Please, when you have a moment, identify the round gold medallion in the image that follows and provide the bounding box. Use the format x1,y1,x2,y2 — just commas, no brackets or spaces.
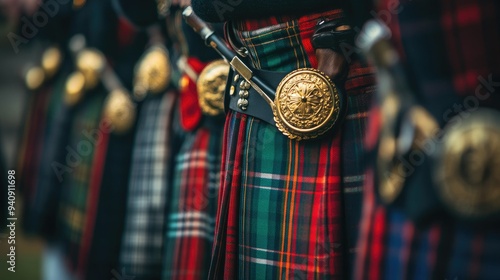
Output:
196,60,229,116
273,68,339,141
76,49,105,90
42,47,62,79
103,89,136,134
64,71,86,106
436,109,500,219
134,45,171,100
25,66,46,91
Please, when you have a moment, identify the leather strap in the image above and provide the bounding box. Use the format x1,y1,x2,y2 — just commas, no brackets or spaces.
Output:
225,66,287,125
311,19,355,55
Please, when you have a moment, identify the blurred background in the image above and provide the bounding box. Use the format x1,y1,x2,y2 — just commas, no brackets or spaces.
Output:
0,1,46,279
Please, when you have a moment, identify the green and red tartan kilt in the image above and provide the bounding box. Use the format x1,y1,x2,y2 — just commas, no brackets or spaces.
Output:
209,9,375,280
58,88,107,271
162,119,223,280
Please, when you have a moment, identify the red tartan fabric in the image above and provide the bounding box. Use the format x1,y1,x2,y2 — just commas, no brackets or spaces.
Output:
18,88,51,203
356,0,500,279
162,124,223,279
77,128,110,277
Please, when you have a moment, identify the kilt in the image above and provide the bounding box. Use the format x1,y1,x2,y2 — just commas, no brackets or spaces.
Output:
23,73,71,238
57,88,107,270
18,86,51,208
18,85,53,234
162,116,223,280
119,91,176,279
209,9,375,279
77,102,137,279
355,0,500,279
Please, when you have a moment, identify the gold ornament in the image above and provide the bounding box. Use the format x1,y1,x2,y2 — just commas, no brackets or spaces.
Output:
103,90,136,134
76,49,105,90
196,60,229,116
134,45,171,100
73,0,86,9
25,66,46,90
64,72,86,106
156,0,171,17
377,103,438,204
436,109,500,218
41,47,62,79
273,68,340,141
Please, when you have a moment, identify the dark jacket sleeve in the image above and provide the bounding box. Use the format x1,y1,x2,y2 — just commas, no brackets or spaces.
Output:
192,0,337,22
112,0,159,28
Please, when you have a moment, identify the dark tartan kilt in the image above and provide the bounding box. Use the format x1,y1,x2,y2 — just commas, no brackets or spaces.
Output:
119,91,176,279
355,0,500,279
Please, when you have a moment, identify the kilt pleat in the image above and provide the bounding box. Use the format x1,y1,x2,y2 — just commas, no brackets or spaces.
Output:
58,89,106,270
162,122,223,280
119,92,176,279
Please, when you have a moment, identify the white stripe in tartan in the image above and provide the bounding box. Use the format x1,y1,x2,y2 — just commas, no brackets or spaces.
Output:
119,92,175,278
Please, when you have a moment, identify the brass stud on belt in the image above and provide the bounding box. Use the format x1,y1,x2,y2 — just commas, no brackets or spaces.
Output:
237,78,250,111
238,89,249,99
237,98,248,110
240,80,250,90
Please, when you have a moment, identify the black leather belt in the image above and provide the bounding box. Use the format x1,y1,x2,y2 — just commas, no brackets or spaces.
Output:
225,67,284,125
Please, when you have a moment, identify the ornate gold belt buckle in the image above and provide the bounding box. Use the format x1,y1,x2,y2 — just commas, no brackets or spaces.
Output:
197,59,230,116
435,108,500,220
134,44,172,101
273,68,340,141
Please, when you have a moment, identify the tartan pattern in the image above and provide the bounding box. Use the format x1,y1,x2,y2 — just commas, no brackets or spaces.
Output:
77,118,110,279
355,0,500,279
26,73,70,239
119,92,176,279
162,123,223,280
58,90,106,270
18,86,52,233
341,61,376,270
209,9,374,279
18,87,51,201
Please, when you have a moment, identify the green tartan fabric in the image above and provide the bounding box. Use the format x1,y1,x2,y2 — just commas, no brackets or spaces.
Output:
209,10,361,280
58,90,106,270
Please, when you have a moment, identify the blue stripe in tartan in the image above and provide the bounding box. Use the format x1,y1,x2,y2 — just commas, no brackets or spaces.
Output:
447,228,474,278
413,228,432,280
384,211,407,280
